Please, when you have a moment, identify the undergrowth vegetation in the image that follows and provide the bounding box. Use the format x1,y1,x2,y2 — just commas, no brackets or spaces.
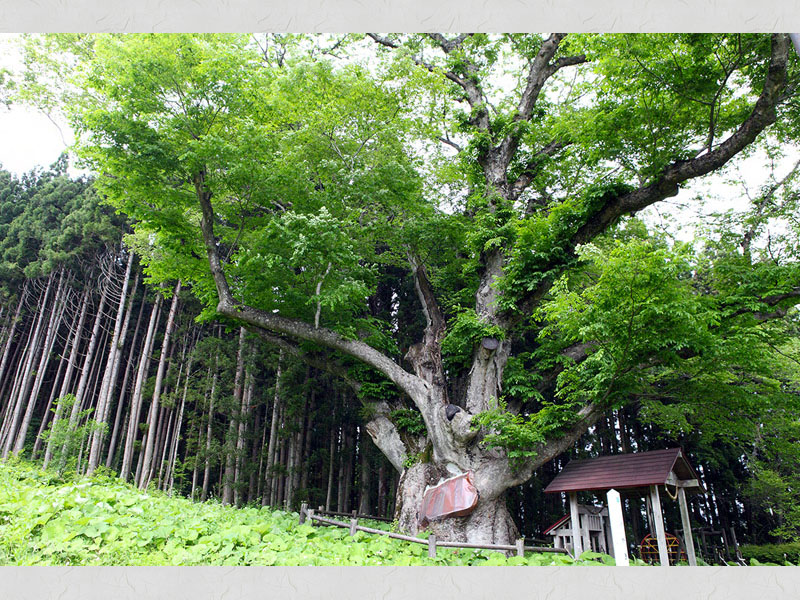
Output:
0,460,632,566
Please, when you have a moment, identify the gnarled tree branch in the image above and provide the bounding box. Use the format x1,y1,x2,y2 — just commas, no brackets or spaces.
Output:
513,33,792,320
196,179,429,404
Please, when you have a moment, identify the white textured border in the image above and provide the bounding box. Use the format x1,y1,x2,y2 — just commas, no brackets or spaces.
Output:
0,0,798,32
0,566,799,599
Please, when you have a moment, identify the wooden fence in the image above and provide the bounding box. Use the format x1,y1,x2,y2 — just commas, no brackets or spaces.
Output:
299,503,571,559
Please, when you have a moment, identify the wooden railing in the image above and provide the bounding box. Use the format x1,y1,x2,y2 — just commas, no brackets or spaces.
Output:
299,503,570,559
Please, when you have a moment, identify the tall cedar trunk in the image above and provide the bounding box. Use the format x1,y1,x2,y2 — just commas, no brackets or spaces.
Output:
275,416,287,507
201,357,218,502
77,322,111,472
234,367,253,506
105,274,145,469
325,426,335,512
0,312,29,411
139,281,181,489
377,461,387,518
1,273,56,458
248,395,262,503
286,373,311,509
56,271,110,469
0,317,33,438
336,426,345,512
222,326,246,505
87,250,136,474
283,430,296,510
42,285,92,468
299,390,314,493
13,268,69,455
167,336,194,494
0,281,28,396
343,427,355,513
156,405,173,487
120,293,162,481
31,332,69,459
263,350,282,506
255,406,268,503
358,434,372,515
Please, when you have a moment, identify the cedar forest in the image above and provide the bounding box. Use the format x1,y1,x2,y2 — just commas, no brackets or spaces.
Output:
0,33,799,563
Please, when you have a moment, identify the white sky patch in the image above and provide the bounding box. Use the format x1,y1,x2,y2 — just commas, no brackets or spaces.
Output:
0,106,71,175
0,33,81,177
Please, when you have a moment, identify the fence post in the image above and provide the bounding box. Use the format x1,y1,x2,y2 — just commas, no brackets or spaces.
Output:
350,518,358,536
307,508,315,526
299,502,308,525
516,539,525,558
428,534,437,558
318,506,324,515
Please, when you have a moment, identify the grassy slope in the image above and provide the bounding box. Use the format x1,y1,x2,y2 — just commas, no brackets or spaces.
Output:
0,460,622,566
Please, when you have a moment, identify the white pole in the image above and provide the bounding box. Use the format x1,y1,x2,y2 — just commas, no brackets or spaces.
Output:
569,492,583,557
650,485,670,567
678,487,697,566
606,489,629,566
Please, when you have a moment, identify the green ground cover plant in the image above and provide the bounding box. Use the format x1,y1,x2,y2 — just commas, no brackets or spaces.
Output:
0,460,625,566
740,542,800,566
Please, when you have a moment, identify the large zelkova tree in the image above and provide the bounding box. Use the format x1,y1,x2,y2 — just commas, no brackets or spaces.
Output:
45,33,800,544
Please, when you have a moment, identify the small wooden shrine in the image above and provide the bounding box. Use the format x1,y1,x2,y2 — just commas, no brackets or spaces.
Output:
543,504,612,555
543,447,705,566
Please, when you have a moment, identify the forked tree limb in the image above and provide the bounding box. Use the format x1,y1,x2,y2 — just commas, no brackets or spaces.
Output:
513,33,793,321
195,170,429,404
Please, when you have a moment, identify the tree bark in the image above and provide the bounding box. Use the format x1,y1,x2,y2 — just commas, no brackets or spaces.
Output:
105,272,145,469
263,350,283,506
56,267,111,468
87,249,135,474
0,280,28,398
42,285,91,469
120,292,162,481
13,268,69,455
222,326,246,505
138,281,181,489
201,355,218,502
1,273,56,458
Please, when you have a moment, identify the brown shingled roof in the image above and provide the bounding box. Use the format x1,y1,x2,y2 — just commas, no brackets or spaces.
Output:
543,448,703,494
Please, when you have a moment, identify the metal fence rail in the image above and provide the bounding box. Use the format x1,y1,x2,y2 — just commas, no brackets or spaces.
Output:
299,503,571,559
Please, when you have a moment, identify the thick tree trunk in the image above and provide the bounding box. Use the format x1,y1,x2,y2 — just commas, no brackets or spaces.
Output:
394,461,519,544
